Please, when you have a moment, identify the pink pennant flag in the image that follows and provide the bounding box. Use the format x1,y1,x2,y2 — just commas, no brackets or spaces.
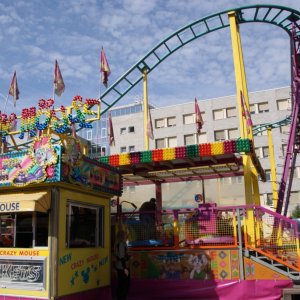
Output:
54,60,65,96
100,47,111,88
240,91,253,132
108,113,115,146
147,106,154,140
195,98,203,134
9,71,20,107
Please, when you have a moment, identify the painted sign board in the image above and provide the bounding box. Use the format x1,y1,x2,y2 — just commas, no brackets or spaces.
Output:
0,135,122,195
0,136,61,187
0,256,46,290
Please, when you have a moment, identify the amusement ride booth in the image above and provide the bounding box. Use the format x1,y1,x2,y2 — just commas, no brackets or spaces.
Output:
0,96,122,300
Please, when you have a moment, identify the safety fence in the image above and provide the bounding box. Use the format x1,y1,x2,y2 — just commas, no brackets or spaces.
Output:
111,204,300,271
243,205,300,272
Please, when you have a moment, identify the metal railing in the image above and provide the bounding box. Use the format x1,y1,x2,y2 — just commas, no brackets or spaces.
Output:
243,205,300,271
111,204,300,271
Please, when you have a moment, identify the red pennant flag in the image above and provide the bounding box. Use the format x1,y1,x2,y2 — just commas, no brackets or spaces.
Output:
9,71,19,107
108,113,115,146
195,98,203,134
54,60,65,96
147,106,154,140
240,91,253,132
100,47,111,87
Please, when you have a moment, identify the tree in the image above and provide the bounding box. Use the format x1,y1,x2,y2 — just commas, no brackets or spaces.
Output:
291,204,300,218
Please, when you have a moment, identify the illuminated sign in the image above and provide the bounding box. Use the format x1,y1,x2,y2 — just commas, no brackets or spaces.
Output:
62,157,122,196
0,142,61,188
0,257,46,290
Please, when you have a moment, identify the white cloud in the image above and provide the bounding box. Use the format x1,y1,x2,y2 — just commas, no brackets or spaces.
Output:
0,0,299,110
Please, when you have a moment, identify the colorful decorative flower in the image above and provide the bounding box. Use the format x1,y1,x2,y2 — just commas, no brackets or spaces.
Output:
46,166,55,178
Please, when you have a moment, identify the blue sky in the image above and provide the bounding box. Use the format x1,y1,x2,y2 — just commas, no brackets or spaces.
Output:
0,0,299,114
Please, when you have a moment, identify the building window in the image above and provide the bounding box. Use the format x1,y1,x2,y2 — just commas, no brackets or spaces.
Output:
290,191,299,204
255,147,260,157
198,132,207,143
296,167,300,179
155,138,165,149
86,130,92,140
262,146,269,158
129,145,135,152
213,109,224,120
280,125,290,134
128,126,135,133
120,127,126,135
250,104,256,114
277,99,290,110
220,177,231,185
228,128,239,139
155,118,165,128
168,136,177,147
101,128,107,138
226,107,236,118
214,130,225,141
66,202,104,248
120,146,126,153
183,114,194,125
220,176,242,185
101,147,106,156
266,194,273,206
167,116,176,127
184,134,194,145
0,212,49,248
258,102,269,113
231,176,243,184
265,169,271,181
282,144,287,156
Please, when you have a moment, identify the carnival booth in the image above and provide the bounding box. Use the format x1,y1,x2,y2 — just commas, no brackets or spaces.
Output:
106,143,299,300
0,97,122,300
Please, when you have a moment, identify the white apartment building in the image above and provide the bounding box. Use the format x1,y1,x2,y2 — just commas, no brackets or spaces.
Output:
105,86,300,215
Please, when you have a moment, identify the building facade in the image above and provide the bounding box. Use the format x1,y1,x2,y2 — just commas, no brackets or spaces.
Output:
81,86,299,215
79,101,143,157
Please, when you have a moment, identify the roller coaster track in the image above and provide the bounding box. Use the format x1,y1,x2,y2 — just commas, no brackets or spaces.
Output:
99,4,300,114
99,4,300,216
252,116,291,136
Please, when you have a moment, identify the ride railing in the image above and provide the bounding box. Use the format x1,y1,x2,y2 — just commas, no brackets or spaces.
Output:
112,210,176,249
112,204,237,249
177,206,237,248
242,205,300,271
111,205,300,270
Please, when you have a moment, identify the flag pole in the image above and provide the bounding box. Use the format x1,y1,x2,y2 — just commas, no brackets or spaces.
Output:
143,67,149,151
99,62,102,100
98,47,103,156
99,46,102,100
53,82,55,102
53,60,56,102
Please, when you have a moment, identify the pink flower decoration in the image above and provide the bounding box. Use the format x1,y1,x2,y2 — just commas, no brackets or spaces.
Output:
46,166,55,178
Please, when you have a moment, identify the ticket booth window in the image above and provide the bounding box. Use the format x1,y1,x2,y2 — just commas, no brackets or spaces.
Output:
16,213,33,248
0,212,49,248
66,202,104,248
0,216,14,247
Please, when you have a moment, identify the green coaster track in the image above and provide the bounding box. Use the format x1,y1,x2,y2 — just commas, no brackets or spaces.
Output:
99,4,300,114
97,4,300,216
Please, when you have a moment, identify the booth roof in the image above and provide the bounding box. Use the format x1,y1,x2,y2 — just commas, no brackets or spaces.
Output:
0,191,50,213
118,153,244,186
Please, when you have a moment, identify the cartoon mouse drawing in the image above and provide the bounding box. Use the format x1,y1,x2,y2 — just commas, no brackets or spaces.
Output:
13,136,57,185
188,253,210,280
